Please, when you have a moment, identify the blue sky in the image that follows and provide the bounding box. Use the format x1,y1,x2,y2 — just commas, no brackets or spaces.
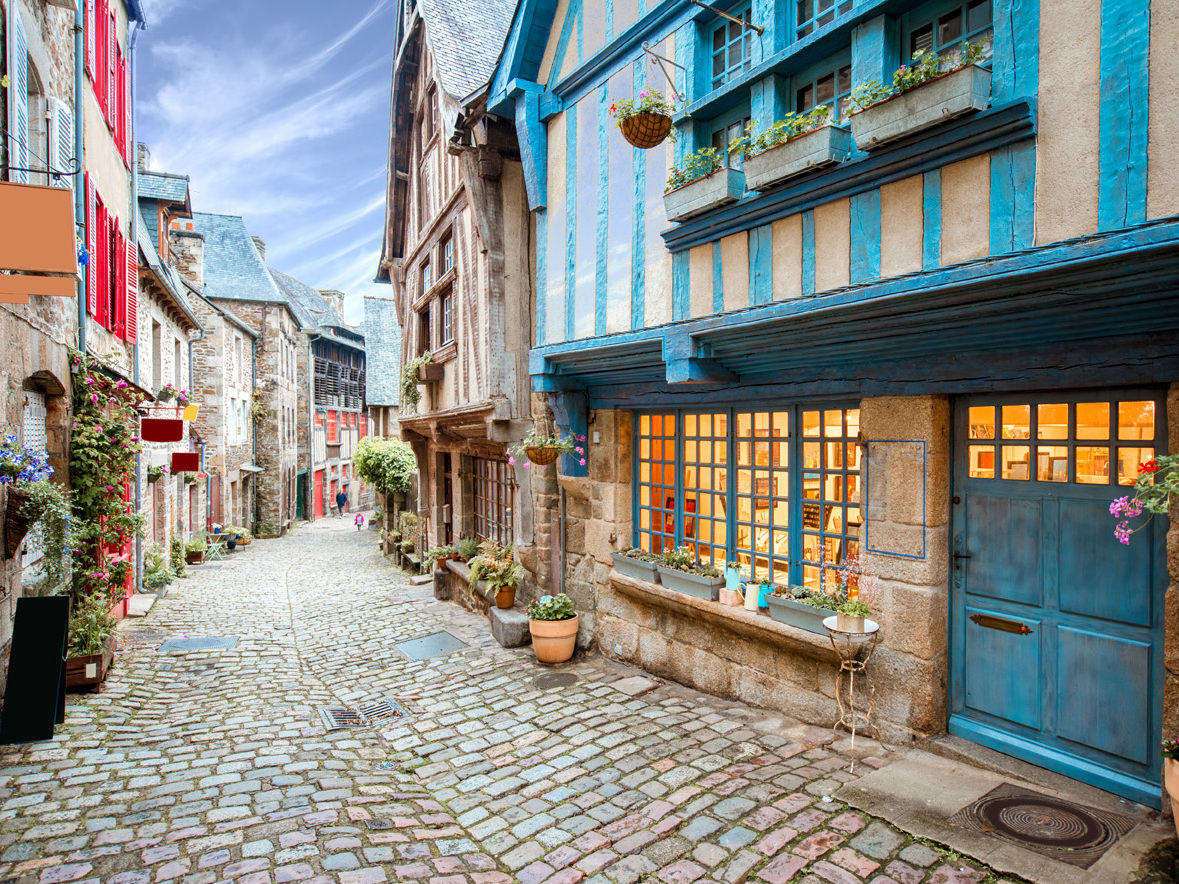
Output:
135,0,394,326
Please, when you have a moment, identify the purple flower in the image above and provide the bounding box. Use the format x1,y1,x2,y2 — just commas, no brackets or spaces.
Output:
579,458,586,466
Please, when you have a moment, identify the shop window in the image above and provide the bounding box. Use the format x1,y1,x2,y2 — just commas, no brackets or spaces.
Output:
635,404,861,590
710,5,753,89
907,0,993,61
795,0,852,40
473,457,514,545
795,58,853,121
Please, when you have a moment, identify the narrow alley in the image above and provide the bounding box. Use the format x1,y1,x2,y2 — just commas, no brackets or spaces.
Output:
0,520,1021,884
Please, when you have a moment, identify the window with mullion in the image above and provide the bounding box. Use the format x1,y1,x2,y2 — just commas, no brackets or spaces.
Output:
440,290,454,345
733,410,790,584
710,105,752,169
795,0,852,41
473,457,514,545
710,5,753,89
682,412,729,571
798,407,861,592
636,413,677,555
906,0,993,62
794,55,853,121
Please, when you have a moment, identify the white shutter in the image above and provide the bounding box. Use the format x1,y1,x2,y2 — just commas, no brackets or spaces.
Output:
7,0,29,184
48,98,75,192
20,390,47,570
85,0,95,78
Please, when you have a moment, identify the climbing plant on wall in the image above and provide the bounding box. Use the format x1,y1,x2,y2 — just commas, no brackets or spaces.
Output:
69,351,145,606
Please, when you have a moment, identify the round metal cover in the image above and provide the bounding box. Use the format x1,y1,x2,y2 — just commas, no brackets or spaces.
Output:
534,673,578,690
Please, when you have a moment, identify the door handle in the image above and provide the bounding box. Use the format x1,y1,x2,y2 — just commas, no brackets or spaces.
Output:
953,552,972,559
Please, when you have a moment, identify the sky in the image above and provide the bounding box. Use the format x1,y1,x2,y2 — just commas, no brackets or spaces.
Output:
134,0,395,326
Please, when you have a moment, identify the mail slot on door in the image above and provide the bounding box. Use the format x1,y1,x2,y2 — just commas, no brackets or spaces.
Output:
969,613,1034,635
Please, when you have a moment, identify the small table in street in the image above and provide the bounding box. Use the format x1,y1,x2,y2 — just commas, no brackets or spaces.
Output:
822,616,881,773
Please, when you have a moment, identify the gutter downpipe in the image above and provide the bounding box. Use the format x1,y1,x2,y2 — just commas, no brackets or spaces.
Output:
307,335,316,521
129,17,143,594
251,332,258,530
188,312,206,534
74,2,85,352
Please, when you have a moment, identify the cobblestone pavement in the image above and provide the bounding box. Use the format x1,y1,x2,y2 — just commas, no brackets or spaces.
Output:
0,518,1024,884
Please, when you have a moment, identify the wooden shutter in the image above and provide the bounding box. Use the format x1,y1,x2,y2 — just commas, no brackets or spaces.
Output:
85,0,95,80
107,8,116,124
122,51,132,166
111,225,123,338
85,175,97,316
125,233,138,343
48,98,75,192
7,2,29,184
95,203,108,328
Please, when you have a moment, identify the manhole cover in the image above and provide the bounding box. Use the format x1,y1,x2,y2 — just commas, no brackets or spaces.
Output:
395,631,468,661
159,637,239,652
534,673,579,689
949,783,1136,868
319,697,409,731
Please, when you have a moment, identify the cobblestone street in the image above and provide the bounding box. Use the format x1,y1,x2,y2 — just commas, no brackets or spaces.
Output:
0,519,1019,884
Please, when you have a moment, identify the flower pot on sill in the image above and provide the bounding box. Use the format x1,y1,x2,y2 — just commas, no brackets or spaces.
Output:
494,586,516,609
530,614,579,664
765,593,829,635
435,557,449,572
655,564,723,601
620,112,673,149
742,124,853,191
611,551,660,583
4,485,33,560
416,364,445,383
664,168,745,222
851,64,991,151
836,611,865,633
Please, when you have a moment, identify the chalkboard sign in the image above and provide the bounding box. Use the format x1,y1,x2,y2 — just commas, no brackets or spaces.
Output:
802,502,822,529
0,596,69,744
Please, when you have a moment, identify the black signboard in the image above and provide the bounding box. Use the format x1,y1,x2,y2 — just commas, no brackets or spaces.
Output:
0,595,69,744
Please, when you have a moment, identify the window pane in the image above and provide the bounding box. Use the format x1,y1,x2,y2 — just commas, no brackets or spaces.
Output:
797,0,812,24
968,405,995,439
1001,445,1030,480
796,85,813,112
1075,447,1110,484
1118,447,1154,486
910,23,933,56
969,444,994,478
1036,403,1068,440
1036,446,1068,482
967,0,992,31
816,73,835,104
1076,402,1110,440
1001,405,1030,439
1118,401,1155,440
713,26,725,51
802,410,821,437
938,8,963,44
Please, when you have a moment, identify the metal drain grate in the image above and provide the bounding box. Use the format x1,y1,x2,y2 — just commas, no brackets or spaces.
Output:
949,782,1136,869
319,697,409,731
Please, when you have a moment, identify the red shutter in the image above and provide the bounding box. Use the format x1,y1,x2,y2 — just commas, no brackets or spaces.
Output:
125,234,138,344
112,226,124,338
85,175,97,317
85,0,95,80
95,203,108,328
122,53,132,165
94,0,105,109
107,10,116,125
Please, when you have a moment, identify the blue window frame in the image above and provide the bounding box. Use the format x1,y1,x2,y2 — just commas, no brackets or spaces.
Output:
795,0,852,42
906,0,993,61
634,404,862,590
710,4,753,89
710,107,751,168
794,57,853,121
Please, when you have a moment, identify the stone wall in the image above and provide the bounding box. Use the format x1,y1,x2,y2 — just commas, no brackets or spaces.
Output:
1162,384,1179,789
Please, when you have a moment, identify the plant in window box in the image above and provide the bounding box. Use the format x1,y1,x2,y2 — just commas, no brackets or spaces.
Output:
610,546,661,583
157,383,191,406
65,591,117,690
456,532,479,562
146,464,169,483
767,584,835,634
610,88,678,149
401,353,438,408
508,428,585,469
848,39,991,150
655,546,723,601
426,544,457,572
467,541,524,609
528,593,579,664
664,146,745,222
730,106,852,191
1110,456,1178,544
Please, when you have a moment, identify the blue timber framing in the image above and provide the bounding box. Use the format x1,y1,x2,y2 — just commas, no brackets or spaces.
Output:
548,390,589,477
511,81,549,211
1097,0,1150,231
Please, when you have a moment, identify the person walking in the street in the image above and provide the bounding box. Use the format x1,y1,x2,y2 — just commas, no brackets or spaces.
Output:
336,488,348,516
354,513,365,531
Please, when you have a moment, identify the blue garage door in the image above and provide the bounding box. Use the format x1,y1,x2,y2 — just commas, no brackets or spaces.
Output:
950,391,1167,807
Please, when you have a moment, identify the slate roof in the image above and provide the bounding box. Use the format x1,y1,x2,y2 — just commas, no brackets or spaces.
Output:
268,267,346,332
363,296,402,406
138,171,190,203
136,209,201,331
191,212,287,305
418,0,517,99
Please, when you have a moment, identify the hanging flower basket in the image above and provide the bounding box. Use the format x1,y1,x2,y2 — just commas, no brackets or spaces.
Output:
4,486,33,559
141,417,184,443
620,112,673,149
525,446,563,466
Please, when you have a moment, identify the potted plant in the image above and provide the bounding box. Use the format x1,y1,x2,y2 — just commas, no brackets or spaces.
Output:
730,106,852,192
508,428,586,468
528,593,579,663
426,544,457,572
456,532,479,562
664,147,745,222
848,40,991,150
146,464,168,483
1163,736,1179,838
1110,455,1178,544
611,546,661,583
766,585,839,634
468,541,524,609
655,546,724,601
224,527,240,551
65,592,117,690
609,88,678,149
185,537,207,564
156,383,191,405
836,597,873,633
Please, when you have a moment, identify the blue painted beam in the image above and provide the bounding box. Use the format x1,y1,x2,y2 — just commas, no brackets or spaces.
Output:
549,391,589,476
849,189,881,284
851,15,899,90
672,251,690,320
536,209,548,345
663,333,738,384
989,142,1036,254
712,241,724,313
749,224,772,305
565,105,578,342
749,74,789,135
662,102,1035,253
923,169,941,270
512,82,548,211
595,86,609,336
1097,0,1149,231
801,211,815,296
991,0,1039,103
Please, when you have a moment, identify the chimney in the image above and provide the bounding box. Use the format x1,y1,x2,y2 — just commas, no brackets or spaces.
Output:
169,225,205,290
318,289,345,317
136,143,150,172
251,236,266,261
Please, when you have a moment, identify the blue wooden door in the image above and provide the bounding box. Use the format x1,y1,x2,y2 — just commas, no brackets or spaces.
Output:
950,391,1167,807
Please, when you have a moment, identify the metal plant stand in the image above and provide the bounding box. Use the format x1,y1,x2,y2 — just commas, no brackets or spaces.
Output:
822,617,882,773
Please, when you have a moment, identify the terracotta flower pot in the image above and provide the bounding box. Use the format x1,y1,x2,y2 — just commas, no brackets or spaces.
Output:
495,586,516,609
619,112,672,149
435,557,449,572
530,614,579,664
1166,758,1179,838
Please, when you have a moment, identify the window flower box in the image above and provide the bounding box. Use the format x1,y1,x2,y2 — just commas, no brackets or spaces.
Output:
655,564,722,601
416,363,444,382
765,592,830,635
851,64,991,151
664,168,745,222
743,125,852,192
611,551,660,583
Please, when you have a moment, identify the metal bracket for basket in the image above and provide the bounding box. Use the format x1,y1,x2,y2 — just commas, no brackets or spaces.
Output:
688,0,765,34
641,42,685,101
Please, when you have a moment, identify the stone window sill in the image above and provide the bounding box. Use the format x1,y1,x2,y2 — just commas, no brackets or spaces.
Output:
608,571,839,663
